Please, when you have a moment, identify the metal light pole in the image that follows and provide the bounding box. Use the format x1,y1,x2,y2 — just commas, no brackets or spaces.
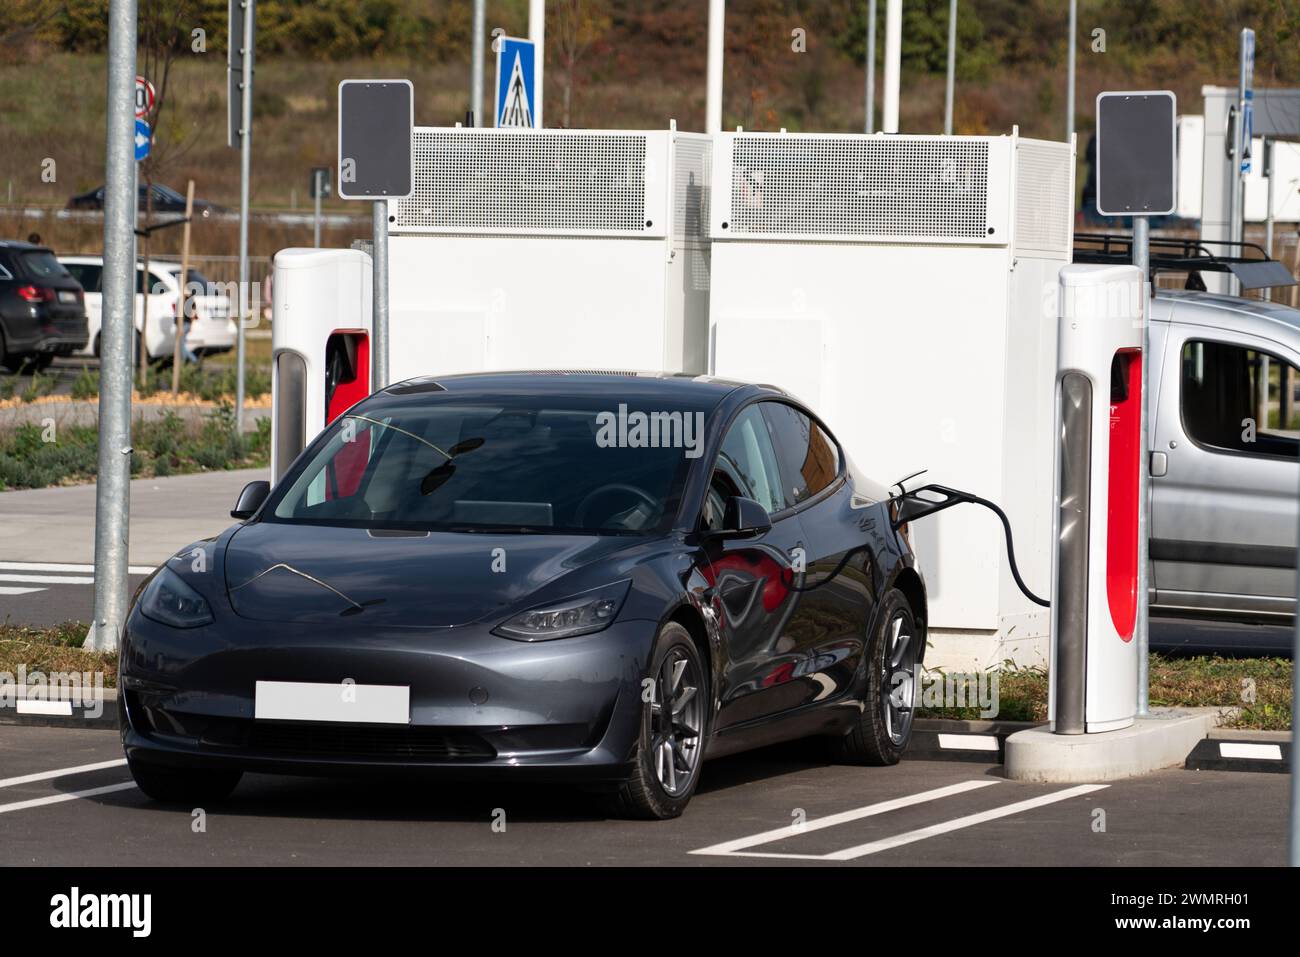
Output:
865,0,876,133
707,0,724,134
1066,0,1077,141
471,0,485,125
1133,214,1151,716
313,169,323,249
372,200,389,389
87,0,138,654
235,0,254,434
882,0,901,133
943,0,957,135
530,0,545,127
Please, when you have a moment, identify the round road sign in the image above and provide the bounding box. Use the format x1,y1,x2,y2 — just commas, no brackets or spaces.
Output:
135,75,156,119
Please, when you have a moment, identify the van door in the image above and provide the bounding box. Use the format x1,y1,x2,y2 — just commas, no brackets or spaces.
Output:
1151,322,1299,620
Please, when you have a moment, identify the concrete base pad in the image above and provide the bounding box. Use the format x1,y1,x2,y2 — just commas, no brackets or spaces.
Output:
1004,707,1227,782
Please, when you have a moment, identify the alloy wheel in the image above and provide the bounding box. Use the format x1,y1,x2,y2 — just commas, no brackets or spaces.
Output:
650,648,703,797
881,612,916,746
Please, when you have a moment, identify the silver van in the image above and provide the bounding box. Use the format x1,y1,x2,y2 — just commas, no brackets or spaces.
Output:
1149,289,1298,623
1075,234,1298,625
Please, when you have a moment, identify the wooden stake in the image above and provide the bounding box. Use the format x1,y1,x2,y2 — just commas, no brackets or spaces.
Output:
173,180,195,393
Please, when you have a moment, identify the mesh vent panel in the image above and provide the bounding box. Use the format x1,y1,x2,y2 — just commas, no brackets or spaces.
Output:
392,129,648,234
1014,140,1073,258
727,135,990,239
673,137,711,245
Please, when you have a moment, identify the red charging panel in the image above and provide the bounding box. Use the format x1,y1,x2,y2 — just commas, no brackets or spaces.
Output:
324,333,370,501
1106,348,1142,642
326,333,370,425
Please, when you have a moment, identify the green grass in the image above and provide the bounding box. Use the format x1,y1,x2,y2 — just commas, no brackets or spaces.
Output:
0,621,116,687
917,654,1292,731
0,404,270,490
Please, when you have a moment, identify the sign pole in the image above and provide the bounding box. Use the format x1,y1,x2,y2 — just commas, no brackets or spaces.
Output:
943,0,956,135
87,0,138,653
173,180,195,394
471,0,485,125
529,0,545,127
1232,28,1255,296
313,170,322,248
865,0,876,133
235,0,255,435
1133,212,1151,717
372,199,389,389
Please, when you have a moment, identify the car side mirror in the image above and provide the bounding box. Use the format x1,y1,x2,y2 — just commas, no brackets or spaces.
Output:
718,496,772,539
231,480,270,520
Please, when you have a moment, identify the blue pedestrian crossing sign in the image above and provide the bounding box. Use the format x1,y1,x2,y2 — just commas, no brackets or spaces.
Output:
494,37,537,129
134,119,152,162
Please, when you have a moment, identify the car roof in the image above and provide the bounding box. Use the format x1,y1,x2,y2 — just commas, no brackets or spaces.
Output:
1155,288,1300,344
378,371,790,406
0,240,52,254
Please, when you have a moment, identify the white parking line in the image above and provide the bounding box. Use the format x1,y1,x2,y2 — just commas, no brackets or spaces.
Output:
0,562,155,575
689,780,999,857
0,586,43,596
0,783,136,816
820,784,1109,860
691,781,1108,861
937,733,1000,751
0,574,95,585
0,759,128,790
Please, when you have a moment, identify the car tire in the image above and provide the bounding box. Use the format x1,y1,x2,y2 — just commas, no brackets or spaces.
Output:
127,758,242,804
0,328,10,372
27,353,54,373
837,588,919,766
608,622,709,820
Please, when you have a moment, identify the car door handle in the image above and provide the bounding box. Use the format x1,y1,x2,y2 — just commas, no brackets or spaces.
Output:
1150,451,1168,477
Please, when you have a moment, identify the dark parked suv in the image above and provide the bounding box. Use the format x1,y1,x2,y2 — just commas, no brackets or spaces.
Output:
0,240,89,371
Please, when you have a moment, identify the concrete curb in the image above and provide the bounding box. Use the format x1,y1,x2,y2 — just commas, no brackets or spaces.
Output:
1004,706,1226,782
0,686,118,730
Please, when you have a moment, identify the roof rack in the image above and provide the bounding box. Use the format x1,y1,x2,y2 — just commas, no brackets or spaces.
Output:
1073,232,1297,291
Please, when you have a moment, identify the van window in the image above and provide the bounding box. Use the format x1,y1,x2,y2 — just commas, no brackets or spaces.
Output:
1181,339,1298,459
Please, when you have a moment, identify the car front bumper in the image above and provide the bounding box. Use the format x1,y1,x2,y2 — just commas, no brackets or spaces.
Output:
119,613,655,782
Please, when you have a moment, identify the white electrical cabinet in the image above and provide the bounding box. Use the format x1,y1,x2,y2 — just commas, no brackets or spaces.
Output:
271,124,712,477
386,124,713,381
708,129,1076,667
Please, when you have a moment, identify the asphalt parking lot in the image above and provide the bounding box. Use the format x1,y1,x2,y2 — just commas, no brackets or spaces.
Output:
0,724,1286,866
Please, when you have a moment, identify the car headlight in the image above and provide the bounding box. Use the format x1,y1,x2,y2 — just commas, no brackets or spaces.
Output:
492,581,631,641
139,567,214,629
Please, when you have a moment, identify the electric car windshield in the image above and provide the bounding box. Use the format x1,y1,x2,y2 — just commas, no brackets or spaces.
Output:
266,396,706,535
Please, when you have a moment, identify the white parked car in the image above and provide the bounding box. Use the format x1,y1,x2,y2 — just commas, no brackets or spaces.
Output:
59,256,236,362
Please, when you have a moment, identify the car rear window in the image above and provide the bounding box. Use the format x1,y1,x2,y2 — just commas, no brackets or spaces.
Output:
19,251,72,280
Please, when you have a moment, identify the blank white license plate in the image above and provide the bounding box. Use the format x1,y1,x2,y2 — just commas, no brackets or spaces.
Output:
254,680,409,725
58,290,77,303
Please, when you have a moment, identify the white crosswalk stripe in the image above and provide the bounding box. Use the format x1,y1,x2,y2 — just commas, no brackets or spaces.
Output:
0,561,155,598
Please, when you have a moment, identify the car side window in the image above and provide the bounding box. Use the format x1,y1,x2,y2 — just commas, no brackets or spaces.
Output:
762,401,841,507
65,263,102,292
1180,339,1298,459
711,405,786,517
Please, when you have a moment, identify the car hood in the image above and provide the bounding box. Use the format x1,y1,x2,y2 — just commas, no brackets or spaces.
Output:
223,521,639,627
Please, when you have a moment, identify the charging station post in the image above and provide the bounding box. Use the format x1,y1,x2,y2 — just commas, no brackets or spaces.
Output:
1094,90,1177,720
1050,264,1144,733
